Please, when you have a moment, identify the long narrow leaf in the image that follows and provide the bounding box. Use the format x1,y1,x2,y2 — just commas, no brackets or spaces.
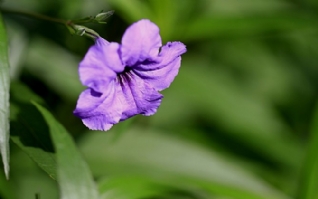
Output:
0,12,10,179
33,102,99,199
80,128,291,199
299,102,318,199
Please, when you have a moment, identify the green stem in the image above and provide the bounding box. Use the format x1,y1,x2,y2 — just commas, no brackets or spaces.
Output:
0,7,68,25
0,7,100,39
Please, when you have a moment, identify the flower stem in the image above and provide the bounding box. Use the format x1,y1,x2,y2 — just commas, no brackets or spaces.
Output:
0,7,68,25
0,6,100,39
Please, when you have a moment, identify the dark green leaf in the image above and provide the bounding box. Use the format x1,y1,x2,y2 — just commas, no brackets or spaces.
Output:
0,170,15,199
0,12,10,179
10,82,56,180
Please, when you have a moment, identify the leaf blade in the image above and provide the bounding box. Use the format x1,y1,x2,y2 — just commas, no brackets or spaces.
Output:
299,102,318,199
80,128,291,199
33,102,99,199
0,12,10,179
10,82,57,180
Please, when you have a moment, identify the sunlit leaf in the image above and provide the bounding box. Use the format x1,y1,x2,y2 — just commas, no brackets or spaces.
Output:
0,12,10,179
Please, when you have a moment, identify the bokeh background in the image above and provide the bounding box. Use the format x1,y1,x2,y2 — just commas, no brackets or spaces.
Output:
1,0,318,198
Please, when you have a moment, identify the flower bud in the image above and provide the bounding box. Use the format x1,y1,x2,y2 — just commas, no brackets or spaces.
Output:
71,25,86,36
69,24,100,39
94,10,114,24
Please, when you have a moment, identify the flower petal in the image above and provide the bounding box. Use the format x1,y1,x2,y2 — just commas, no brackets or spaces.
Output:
121,19,162,66
133,42,186,91
73,80,122,131
116,71,163,121
79,38,124,92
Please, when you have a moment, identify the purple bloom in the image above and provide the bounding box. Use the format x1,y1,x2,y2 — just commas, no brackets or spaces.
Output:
74,19,186,131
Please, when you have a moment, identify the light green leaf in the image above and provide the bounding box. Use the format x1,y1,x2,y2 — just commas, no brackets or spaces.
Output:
33,102,99,199
80,128,290,199
153,55,303,169
147,0,176,41
299,102,318,199
98,176,173,199
178,14,316,42
0,12,10,179
6,20,28,80
107,0,153,22
10,149,58,199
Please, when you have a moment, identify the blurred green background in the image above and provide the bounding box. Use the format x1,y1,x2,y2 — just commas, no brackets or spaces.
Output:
2,0,318,198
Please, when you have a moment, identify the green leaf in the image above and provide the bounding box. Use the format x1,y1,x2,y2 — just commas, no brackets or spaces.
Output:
0,170,15,199
10,82,99,198
10,82,56,180
299,102,318,199
107,0,153,22
33,102,99,199
80,128,291,199
98,176,173,199
147,0,176,41
178,14,316,41
0,12,10,179
25,38,84,101
153,55,303,169
9,149,58,199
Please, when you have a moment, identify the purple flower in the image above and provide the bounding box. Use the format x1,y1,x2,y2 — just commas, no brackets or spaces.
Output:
73,19,186,131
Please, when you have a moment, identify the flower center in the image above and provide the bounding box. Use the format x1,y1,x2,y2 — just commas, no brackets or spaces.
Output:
117,66,132,85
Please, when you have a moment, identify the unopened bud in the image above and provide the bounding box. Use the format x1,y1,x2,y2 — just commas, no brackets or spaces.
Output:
71,25,86,36
69,24,100,39
94,10,114,24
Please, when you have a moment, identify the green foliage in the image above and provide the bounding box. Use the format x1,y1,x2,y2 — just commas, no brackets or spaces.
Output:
9,82,99,198
80,128,290,199
0,170,15,199
1,0,318,198
0,12,10,179
10,82,56,179
34,102,99,199
300,102,318,199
